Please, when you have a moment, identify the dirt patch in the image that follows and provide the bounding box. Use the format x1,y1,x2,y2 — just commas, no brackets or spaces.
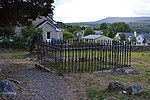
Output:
0,58,78,100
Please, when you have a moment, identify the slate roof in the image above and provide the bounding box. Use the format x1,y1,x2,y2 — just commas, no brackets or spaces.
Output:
36,20,47,28
82,35,102,39
82,35,113,40
139,34,150,39
117,32,135,38
46,17,64,29
34,16,64,30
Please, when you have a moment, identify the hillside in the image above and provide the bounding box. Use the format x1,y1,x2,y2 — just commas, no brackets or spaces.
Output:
68,17,150,25
93,17,150,24
68,17,150,33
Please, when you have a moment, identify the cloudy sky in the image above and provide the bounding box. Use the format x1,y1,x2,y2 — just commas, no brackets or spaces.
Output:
53,0,150,23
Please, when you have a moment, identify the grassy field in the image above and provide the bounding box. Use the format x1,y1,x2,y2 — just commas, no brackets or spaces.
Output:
64,51,150,100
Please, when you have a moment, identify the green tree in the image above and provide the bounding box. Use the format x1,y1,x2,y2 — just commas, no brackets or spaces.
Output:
131,37,137,45
0,0,54,27
100,23,109,30
63,29,73,40
73,25,81,32
108,30,114,38
110,22,131,35
66,25,81,33
100,23,109,36
81,26,86,30
20,24,43,52
100,23,114,38
0,27,15,41
84,27,95,36
120,32,126,42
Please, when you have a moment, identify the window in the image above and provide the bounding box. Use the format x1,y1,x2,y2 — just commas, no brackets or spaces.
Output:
47,32,51,39
138,37,140,40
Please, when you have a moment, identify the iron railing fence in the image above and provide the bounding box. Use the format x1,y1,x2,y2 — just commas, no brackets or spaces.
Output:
37,39,131,73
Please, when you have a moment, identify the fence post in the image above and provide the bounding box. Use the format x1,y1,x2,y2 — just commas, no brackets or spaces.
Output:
129,41,131,67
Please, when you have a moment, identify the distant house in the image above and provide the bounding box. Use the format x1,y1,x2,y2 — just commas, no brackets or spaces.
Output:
82,35,113,42
33,14,64,42
114,32,136,42
136,34,150,45
73,29,101,40
94,30,103,35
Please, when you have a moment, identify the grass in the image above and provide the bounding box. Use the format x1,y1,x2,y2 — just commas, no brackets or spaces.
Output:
0,50,29,59
87,51,150,99
64,51,150,100
87,89,150,100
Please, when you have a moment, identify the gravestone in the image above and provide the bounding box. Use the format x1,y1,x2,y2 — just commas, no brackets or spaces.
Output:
108,82,124,91
113,66,134,74
0,80,17,100
128,84,143,95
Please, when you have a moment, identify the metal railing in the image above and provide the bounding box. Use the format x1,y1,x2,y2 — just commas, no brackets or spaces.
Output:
37,39,131,73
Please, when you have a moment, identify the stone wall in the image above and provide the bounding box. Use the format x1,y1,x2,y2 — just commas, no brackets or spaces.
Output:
131,46,150,51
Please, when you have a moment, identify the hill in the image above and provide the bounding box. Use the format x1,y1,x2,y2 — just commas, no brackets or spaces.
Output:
92,17,150,24
67,17,150,33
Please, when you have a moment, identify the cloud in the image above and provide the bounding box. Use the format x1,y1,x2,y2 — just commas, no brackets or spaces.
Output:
53,0,150,23
132,0,150,15
54,0,72,5
133,7,150,15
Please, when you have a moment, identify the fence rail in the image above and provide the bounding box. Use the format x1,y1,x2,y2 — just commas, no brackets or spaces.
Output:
37,40,131,73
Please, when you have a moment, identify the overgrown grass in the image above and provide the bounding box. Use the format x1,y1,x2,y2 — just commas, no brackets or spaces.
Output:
0,50,29,59
86,52,150,99
65,51,150,100
87,89,150,100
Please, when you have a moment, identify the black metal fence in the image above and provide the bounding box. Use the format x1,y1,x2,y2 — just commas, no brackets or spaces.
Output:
37,40,131,73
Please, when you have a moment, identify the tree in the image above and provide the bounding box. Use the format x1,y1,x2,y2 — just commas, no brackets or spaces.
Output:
63,29,73,40
66,25,74,33
20,24,43,52
131,37,137,45
0,0,54,27
108,30,114,38
100,23,109,30
100,23,109,36
66,25,81,33
119,32,126,42
73,25,81,32
0,27,15,41
99,23,114,38
110,22,131,35
84,27,95,36
81,26,86,30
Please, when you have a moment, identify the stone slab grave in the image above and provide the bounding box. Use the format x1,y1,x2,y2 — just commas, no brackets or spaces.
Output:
112,66,134,74
0,80,17,100
128,84,143,95
94,66,134,74
108,82,124,91
108,82,143,95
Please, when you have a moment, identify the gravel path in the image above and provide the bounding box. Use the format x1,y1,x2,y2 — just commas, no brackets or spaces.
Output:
0,59,76,100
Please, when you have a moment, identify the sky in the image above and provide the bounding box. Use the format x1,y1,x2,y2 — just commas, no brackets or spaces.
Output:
53,0,150,23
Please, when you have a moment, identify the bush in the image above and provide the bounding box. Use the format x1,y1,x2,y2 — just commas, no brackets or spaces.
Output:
0,41,27,50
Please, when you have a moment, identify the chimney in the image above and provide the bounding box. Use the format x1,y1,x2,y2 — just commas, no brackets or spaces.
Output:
134,31,137,37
